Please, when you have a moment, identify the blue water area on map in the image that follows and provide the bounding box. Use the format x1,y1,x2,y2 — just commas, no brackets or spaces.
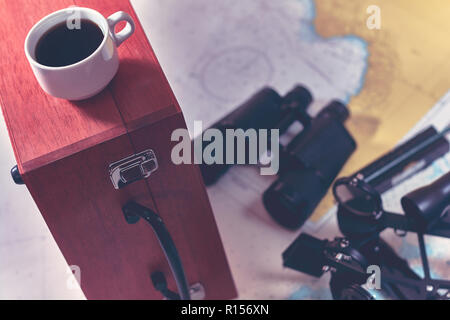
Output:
298,0,369,103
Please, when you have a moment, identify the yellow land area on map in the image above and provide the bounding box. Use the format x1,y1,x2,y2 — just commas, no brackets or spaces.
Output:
311,0,450,222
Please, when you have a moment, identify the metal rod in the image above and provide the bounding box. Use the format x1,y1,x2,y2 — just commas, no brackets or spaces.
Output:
417,233,431,281
365,126,450,184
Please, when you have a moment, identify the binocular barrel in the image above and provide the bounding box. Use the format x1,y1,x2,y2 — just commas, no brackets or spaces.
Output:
401,170,450,228
264,101,356,230
212,88,284,132
199,86,313,185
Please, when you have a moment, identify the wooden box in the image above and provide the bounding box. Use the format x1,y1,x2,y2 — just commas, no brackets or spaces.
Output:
0,0,236,299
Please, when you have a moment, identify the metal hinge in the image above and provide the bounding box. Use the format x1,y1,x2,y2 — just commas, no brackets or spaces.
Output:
109,149,158,189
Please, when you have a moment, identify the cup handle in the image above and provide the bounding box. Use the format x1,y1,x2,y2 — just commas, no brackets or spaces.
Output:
107,11,135,47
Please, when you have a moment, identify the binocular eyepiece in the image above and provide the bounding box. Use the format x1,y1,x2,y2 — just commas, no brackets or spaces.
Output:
199,85,356,230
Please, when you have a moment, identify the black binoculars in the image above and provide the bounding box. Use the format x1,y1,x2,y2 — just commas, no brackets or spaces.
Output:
199,85,356,230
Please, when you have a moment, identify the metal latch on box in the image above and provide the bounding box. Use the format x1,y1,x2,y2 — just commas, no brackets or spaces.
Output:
109,149,158,189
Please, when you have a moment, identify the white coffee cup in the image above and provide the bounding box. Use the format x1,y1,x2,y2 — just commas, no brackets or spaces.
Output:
25,7,135,101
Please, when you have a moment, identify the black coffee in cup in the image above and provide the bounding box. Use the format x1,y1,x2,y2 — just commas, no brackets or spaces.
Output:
35,19,104,67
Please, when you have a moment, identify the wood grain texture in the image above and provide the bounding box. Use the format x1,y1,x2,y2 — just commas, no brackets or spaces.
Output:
129,113,237,299
0,0,180,173
25,135,166,299
0,0,125,173
0,0,236,299
74,0,181,130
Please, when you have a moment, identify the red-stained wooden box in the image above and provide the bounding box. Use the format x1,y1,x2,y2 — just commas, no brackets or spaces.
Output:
0,0,236,299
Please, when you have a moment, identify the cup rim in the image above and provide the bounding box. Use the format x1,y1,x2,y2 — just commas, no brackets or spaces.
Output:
24,6,110,71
